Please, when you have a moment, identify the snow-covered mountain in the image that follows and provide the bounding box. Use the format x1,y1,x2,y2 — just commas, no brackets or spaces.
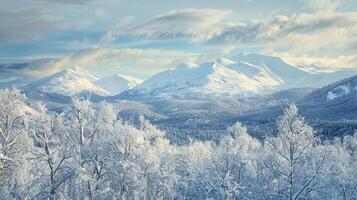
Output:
231,53,309,86
7,53,357,101
117,53,357,99
303,75,357,103
96,74,142,95
223,53,357,89
123,61,277,99
295,75,357,120
21,66,110,96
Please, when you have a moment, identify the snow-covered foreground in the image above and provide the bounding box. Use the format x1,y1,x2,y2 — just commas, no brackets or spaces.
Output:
0,88,356,200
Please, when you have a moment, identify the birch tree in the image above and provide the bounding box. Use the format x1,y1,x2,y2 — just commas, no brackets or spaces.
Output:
0,88,32,199
30,103,73,200
264,104,327,200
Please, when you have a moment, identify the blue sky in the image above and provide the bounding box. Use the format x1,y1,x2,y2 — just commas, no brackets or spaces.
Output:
0,0,356,80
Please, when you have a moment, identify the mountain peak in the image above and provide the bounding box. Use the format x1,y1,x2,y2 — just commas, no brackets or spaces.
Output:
175,62,198,70
130,61,272,98
200,61,220,70
214,57,235,65
22,66,109,96
232,52,307,85
235,52,283,63
96,74,143,95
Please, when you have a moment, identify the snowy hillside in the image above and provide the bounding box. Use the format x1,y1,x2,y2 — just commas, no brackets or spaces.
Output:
303,75,357,103
21,66,110,96
227,53,357,89
118,53,357,99
14,53,357,101
96,74,142,95
231,53,308,85
130,62,275,98
293,75,357,120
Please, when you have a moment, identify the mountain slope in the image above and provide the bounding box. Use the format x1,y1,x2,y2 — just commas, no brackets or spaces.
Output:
124,62,274,99
232,53,308,85
96,74,142,95
302,75,357,104
22,66,110,96
226,53,357,89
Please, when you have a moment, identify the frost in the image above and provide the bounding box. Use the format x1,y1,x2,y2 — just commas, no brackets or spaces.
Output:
0,89,356,199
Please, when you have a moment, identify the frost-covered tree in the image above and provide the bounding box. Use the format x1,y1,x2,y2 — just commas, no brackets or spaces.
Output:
107,117,176,200
198,122,262,200
29,103,74,200
0,88,32,199
174,140,212,200
326,133,357,200
0,89,357,199
67,99,117,199
264,104,328,200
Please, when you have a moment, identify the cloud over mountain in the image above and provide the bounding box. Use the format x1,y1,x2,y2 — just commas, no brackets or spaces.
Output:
101,7,357,67
0,48,196,81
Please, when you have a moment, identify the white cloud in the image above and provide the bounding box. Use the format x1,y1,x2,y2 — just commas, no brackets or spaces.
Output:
0,7,62,42
103,7,357,67
1,48,198,80
298,0,345,11
99,17,134,45
100,8,232,45
103,8,357,56
267,52,357,69
253,10,357,67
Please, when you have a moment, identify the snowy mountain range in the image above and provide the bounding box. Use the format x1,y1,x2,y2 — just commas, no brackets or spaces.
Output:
129,61,272,98
10,53,357,101
120,53,357,99
20,66,141,98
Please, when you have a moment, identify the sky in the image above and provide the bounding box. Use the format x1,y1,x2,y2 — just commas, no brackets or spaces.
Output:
0,0,356,81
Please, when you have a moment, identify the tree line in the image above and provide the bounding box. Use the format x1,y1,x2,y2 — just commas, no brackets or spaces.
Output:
0,88,356,199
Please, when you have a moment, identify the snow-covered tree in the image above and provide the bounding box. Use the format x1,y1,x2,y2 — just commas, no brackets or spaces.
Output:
29,103,74,199
67,99,117,199
198,122,262,200
326,133,357,200
0,88,32,199
264,104,328,200
0,90,356,199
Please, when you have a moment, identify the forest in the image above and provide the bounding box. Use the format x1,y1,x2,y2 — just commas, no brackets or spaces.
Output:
0,88,356,200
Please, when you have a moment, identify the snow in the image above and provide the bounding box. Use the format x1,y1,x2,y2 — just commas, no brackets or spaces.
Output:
226,61,282,87
23,66,110,96
18,53,357,99
327,84,351,101
1,87,357,199
302,63,336,74
132,53,321,98
232,53,308,85
96,74,143,95
214,57,235,66
134,61,273,98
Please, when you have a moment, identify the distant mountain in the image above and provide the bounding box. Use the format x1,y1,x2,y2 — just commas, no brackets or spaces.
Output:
21,66,110,96
291,70,357,88
96,74,142,95
117,53,357,100
229,53,357,89
121,61,276,99
231,53,309,86
302,75,357,104
2,52,355,103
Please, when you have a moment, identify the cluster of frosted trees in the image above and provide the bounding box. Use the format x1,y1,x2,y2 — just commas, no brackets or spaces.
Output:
0,88,356,200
